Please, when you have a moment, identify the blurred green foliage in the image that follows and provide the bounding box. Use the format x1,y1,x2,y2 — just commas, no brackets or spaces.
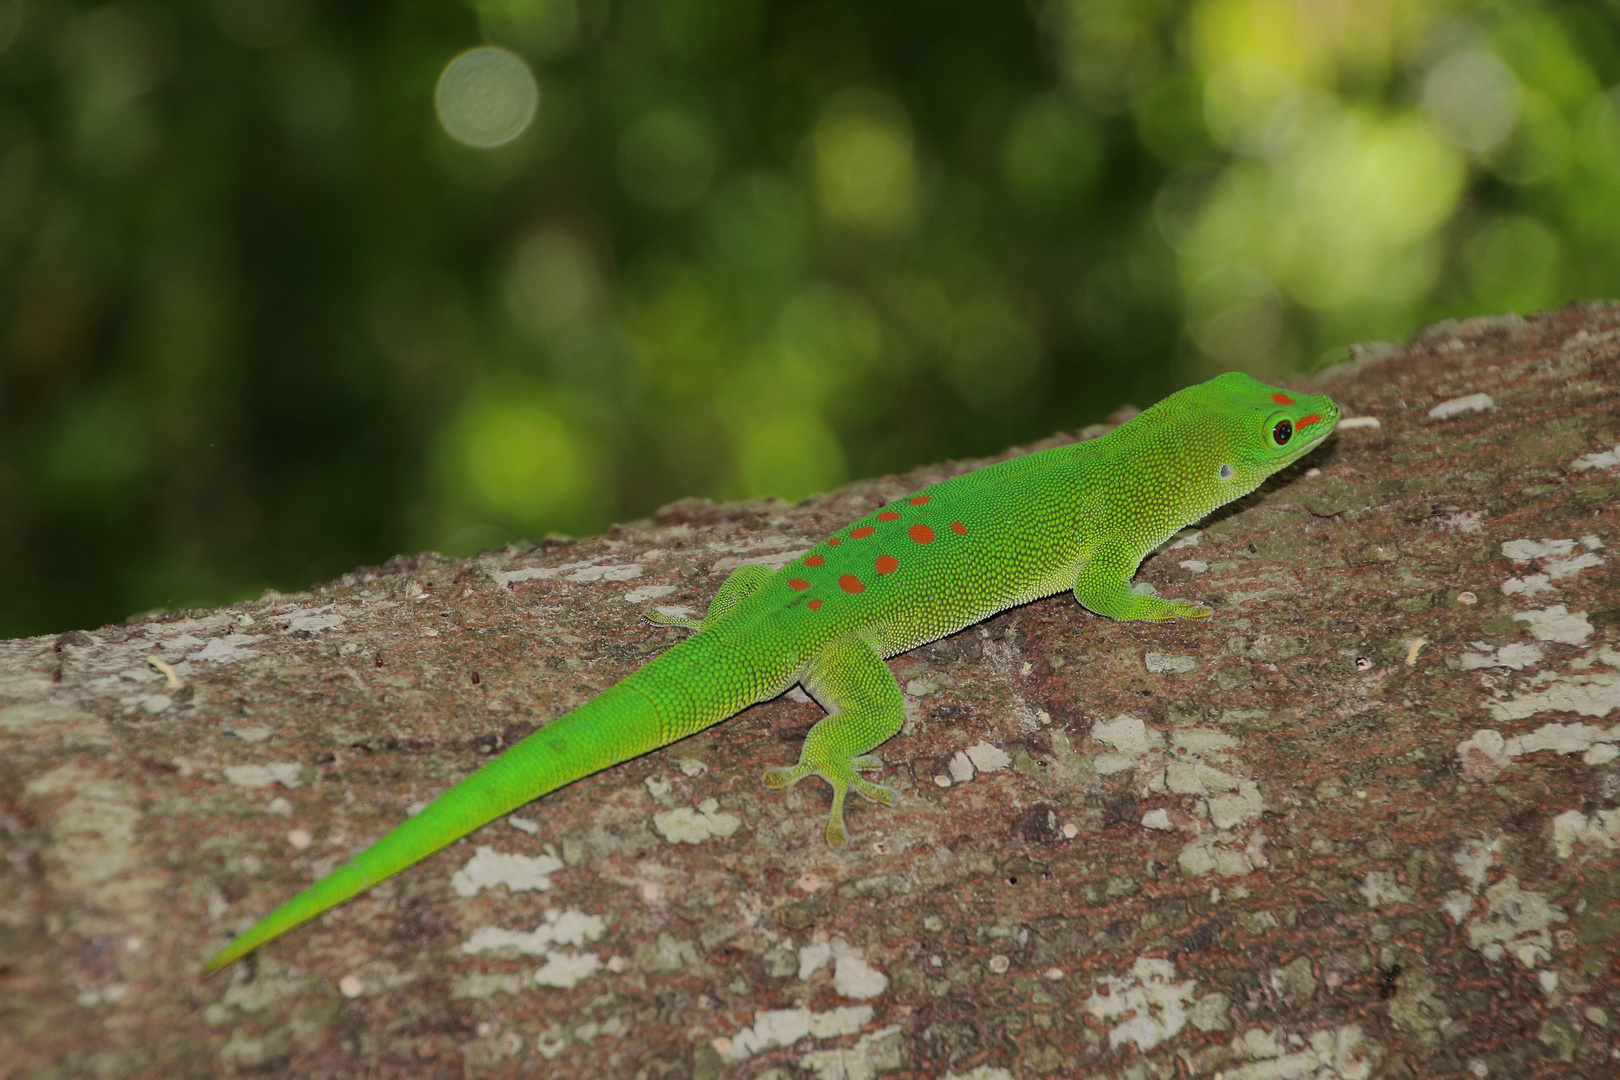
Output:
2,0,1618,637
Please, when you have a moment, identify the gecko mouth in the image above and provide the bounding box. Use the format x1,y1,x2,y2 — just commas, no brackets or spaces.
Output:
1283,420,1337,464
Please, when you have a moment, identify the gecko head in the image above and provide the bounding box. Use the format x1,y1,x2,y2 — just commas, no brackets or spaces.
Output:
1195,371,1339,493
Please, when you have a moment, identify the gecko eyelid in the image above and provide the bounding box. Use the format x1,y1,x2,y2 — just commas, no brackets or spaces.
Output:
1219,464,1233,479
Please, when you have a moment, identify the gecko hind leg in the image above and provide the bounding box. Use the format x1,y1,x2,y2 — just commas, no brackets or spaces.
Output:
646,563,776,632
763,635,902,847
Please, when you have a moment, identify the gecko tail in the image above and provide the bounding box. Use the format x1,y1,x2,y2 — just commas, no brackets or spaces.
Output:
201,682,663,974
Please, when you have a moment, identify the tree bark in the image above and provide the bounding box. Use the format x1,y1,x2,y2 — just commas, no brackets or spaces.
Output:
5,303,1620,1079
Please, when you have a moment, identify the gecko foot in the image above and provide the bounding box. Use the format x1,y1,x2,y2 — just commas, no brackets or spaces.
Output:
1140,598,1213,622
763,753,897,847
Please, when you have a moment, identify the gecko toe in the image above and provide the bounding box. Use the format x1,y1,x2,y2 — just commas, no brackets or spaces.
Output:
852,775,897,807
763,763,810,791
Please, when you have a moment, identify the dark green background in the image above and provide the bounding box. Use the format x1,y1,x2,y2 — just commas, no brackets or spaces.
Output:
3,0,1617,638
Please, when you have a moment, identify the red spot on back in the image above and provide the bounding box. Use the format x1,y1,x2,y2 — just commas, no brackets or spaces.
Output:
805,555,825,567
809,599,823,611
877,511,900,522
851,525,875,539
1299,413,1322,427
788,578,810,591
875,554,898,574
839,574,865,594
909,494,930,505
827,538,841,547
950,521,967,535
1272,392,1295,405
909,523,935,544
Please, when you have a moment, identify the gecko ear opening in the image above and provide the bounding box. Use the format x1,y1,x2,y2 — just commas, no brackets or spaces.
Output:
1219,463,1234,479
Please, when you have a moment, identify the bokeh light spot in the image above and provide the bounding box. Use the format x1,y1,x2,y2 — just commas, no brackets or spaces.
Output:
735,413,846,503
435,46,539,149
814,100,916,233
1422,50,1521,155
1003,95,1101,210
456,387,584,526
507,228,602,340
618,107,717,210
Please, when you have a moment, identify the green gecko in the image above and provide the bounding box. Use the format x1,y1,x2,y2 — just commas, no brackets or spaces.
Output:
203,371,1337,973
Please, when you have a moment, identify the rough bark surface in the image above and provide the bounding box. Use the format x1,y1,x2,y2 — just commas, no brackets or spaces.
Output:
5,304,1620,1080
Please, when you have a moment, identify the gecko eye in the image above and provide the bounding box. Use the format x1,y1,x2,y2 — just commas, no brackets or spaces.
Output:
1272,418,1293,446
1219,464,1233,479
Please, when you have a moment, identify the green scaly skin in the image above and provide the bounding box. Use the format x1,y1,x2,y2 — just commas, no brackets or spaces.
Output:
202,372,1337,973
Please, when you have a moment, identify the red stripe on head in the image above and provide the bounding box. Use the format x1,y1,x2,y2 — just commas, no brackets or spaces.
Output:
1299,413,1322,427
1272,393,1295,405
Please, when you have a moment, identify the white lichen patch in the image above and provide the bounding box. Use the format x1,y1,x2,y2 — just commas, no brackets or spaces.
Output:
461,908,606,955
222,763,304,789
1164,761,1243,796
192,635,263,663
1145,652,1196,674
948,752,976,783
1457,720,1620,781
796,940,888,999
567,563,645,582
451,846,565,897
964,742,1010,773
1092,714,1162,756
652,799,742,843
1172,729,1240,755
22,764,149,917
1208,783,1264,829
1466,876,1567,966
1500,537,1606,594
1504,538,1580,562
533,951,602,988
1224,1024,1378,1080
623,584,677,603
1084,957,1198,1051
283,612,345,634
797,1024,902,1080
1573,443,1620,470
1485,673,1620,722
1359,870,1412,910
450,972,523,999
716,1005,874,1061
834,954,890,1000
1551,809,1620,859
1460,642,1544,670
1177,832,1269,878
1501,574,1553,596
1511,605,1593,646
941,741,1012,784
798,940,833,980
